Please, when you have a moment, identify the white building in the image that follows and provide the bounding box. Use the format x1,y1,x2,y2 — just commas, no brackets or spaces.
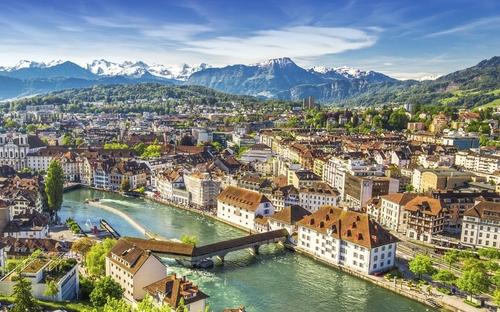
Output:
461,201,500,249
299,182,340,212
378,193,417,233
455,150,500,174
217,186,275,230
184,171,221,210
296,206,398,275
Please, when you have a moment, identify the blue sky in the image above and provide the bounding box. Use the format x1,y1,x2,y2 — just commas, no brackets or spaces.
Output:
0,0,499,79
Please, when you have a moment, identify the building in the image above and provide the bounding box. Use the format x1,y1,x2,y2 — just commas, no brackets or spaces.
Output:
343,174,399,209
296,206,399,275
144,273,209,312
378,193,417,233
216,186,275,231
442,131,479,151
299,182,340,212
3,210,50,239
403,196,446,243
184,171,221,210
461,201,500,249
240,144,273,163
267,205,311,244
289,169,322,189
420,170,483,192
106,238,168,303
454,150,500,174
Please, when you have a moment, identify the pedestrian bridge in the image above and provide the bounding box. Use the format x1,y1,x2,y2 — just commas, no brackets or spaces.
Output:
121,229,289,267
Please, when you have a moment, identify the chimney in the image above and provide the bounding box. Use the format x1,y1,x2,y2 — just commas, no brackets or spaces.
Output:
133,243,136,249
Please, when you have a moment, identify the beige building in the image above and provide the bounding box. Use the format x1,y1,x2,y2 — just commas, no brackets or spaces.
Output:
403,196,446,243
106,238,167,303
184,171,221,210
420,171,484,191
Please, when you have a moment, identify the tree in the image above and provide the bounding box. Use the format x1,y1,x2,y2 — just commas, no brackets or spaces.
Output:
75,137,84,145
461,258,486,273
120,178,131,192
43,279,60,301
181,234,198,247
71,237,96,258
4,119,21,129
135,293,173,312
142,144,162,158
79,276,96,300
38,168,46,175
45,159,64,220
477,247,500,260
457,268,490,300
134,142,147,155
408,254,434,279
211,141,223,151
62,134,72,146
432,270,457,289
11,275,42,312
176,297,188,312
89,276,124,307
442,249,460,269
494,289,500,307
102,296,131,312
179,136,194,146
86,238,116,276
405,184,414,193
388,109,409,131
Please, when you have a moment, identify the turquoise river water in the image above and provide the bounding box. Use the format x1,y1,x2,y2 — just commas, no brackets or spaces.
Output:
61,189,432,312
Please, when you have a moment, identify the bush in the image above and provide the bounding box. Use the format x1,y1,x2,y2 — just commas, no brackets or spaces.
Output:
437,287,452,295
463,299,481,308
413,277,428,285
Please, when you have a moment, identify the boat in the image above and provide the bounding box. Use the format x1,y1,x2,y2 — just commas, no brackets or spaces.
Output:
84,198,100,203
198,259,214,269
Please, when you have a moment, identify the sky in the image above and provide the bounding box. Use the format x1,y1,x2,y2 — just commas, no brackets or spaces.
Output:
0,0,499,79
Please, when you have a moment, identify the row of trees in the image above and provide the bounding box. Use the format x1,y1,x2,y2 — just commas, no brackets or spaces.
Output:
408,247,500,305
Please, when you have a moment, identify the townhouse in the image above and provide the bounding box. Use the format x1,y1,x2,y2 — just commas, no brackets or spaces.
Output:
299,182,340,212
403,196,446,243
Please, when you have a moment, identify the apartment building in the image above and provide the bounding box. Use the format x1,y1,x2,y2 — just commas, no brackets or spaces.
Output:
403,196,446,243
299,182,340,212
461,201,500,249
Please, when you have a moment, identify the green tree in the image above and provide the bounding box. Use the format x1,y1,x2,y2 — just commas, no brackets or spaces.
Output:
211,141,223,151
4,119,21,129
71,237,96,259
176,297,188,312
456,268,490,300
432,270,457,289
102,296,131,312
45,159,64,219
80,276,96,300
75,137,84,145
38,168,46,175
120,178,131,192
405,184,414,193
86,238,116,277
494,289,500,307
142,144,162,158
442,249,460,269
181,234,198,247
135,293,173,312
62,134,72,146
43,279,60,301
477,247,500,260
388,109,409,131
104,143,129,149
89,276,124,307
134,142,147,155
11,275,42,312
408,254,434,279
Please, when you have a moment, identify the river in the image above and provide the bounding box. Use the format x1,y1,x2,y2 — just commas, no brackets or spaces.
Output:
61,188,432,312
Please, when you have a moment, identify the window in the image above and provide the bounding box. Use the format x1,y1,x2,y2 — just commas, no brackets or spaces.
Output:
360,255,364,260
373,264,377,269
353,252,358,258
374,256,378,261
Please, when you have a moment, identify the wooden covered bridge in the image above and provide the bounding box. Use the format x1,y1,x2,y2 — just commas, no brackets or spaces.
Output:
121,229,289,267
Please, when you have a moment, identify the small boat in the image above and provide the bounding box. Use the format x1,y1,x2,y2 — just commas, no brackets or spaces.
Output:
84,198,100,203
198,259,214,269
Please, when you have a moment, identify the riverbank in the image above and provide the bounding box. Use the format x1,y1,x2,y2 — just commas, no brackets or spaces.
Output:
86,201,168,241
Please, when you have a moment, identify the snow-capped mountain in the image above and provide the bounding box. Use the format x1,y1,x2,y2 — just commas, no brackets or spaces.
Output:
307,65,396,83
86,60,211,80
0,60,65,72
416,74,444,81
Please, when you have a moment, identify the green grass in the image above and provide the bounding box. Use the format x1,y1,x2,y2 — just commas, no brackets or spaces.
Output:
437,287,452,295
0,295,93,311
477,98,500,109
463,299,481,308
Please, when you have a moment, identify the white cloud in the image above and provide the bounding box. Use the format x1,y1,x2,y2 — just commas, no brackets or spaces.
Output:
141,24,213,41
179,26,377,63
426,16,500,37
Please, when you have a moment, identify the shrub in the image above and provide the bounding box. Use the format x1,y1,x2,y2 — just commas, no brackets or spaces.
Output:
437,287,452,295
463,299,481,308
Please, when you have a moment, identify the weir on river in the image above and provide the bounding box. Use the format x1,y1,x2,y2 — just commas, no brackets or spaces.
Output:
61,188,431,312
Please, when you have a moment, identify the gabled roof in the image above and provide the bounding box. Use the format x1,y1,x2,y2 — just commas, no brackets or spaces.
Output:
381,193,417,206
143,273,209,308
107,238,164,275
464,201,500,220
268,205,311,225
296,206,399,249
217,186,271,211
404,196,445,216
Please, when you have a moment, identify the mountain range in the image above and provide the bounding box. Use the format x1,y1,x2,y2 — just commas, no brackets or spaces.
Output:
1,56,499,107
